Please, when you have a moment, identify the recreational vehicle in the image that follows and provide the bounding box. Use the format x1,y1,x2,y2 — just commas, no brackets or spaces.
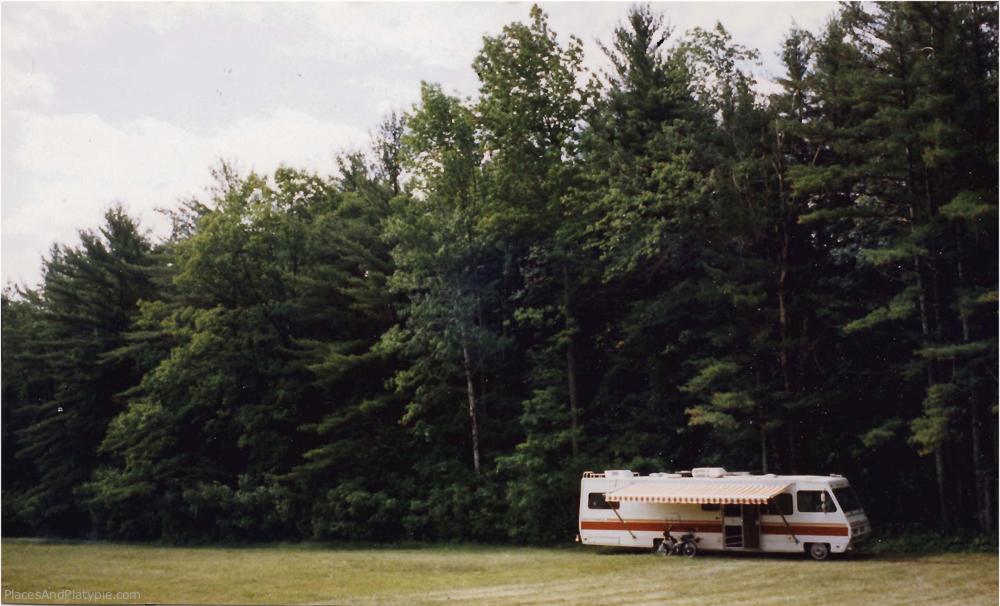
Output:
578,468,870,560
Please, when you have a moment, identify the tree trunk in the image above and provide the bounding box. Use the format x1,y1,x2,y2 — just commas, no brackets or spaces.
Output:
919,259,950,525
761,424,769,475
562,259,579,458
966,344,993,534
922,172,944,344
896,45,950,523
909,189,950,526
935,445,949,528
769,428,782,474
970,390,992,532
956,226,991,532
787,420,798,475
993,390,998,528
778,229,792,395
777,223,798,475
954,448,965,518
462,343,481,474
474,276,489,420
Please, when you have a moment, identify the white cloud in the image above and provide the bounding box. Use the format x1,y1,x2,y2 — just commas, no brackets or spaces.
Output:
345,75,425,119
285,3,527,71
1,3,269,54
3,108,367,288
1,61,56,105
1,3,115,52
133,3,270,35
1,6,60,53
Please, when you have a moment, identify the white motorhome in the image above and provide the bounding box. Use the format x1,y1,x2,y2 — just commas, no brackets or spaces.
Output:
578,468,871,560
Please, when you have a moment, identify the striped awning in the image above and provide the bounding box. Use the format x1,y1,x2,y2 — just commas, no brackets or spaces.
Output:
605,482,789,505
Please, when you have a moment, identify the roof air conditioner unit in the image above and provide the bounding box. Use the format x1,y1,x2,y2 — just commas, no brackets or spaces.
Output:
691,467,727,478
605,470,634,478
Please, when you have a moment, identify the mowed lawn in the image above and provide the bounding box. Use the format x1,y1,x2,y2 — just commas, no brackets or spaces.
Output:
2,539,996,606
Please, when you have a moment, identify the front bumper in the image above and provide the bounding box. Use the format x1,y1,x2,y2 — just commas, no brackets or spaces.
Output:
847,520,871,548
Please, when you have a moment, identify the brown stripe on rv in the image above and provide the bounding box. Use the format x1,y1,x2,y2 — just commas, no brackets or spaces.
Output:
760,523,849,537
580,520,723,533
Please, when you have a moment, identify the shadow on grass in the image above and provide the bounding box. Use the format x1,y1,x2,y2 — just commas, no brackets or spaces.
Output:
590,545,879,563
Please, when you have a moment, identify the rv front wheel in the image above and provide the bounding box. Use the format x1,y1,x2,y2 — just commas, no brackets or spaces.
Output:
807,543,830,561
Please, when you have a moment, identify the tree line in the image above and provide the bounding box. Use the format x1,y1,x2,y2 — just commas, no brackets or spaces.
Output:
3,2,996,543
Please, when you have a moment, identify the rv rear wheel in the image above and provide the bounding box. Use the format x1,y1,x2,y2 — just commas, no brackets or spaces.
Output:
807,543,830,561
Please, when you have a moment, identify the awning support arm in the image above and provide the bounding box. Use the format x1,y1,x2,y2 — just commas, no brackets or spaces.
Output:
772,498,798,544
611,506,636,539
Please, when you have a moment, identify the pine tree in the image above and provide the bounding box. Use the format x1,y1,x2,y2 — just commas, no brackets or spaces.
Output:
793,2,998,527
8,206,157,535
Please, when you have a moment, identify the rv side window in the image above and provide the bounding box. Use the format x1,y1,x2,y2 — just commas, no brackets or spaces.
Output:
701,503,721,511
762,493,793,516
588,492,619,510
797,490,837,513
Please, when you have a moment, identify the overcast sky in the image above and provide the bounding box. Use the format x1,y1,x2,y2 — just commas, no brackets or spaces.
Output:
1,2,839,288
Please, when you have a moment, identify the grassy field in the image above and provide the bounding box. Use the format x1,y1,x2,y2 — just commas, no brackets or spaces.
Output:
2,539,996,605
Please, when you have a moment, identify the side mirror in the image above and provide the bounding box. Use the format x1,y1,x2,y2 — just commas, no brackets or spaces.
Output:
821,491,836,513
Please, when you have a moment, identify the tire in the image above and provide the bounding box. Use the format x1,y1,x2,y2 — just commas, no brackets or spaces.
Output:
808,543,830,561
655,540,669,556
682,542,698,557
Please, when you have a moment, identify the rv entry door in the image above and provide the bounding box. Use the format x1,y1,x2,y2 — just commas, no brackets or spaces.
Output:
723,504,743,548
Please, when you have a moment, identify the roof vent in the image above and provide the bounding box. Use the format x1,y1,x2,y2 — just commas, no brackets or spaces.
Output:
692,467,727,478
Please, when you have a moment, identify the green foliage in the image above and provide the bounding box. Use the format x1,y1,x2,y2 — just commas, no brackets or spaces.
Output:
859,418,905,449
583,6,711,279
310,478,405,541
864,528,999,555
844,288,918,333
917,339,998,361
908,383,961,455
4,205,158,536
939,191,998,229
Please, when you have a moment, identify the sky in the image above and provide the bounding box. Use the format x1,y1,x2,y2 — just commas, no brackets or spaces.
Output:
1,1,839,288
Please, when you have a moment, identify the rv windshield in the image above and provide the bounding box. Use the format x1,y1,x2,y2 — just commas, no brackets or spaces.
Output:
833,486,863,514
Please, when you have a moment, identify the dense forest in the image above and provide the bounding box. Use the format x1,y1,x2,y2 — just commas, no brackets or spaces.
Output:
3,2,997,544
